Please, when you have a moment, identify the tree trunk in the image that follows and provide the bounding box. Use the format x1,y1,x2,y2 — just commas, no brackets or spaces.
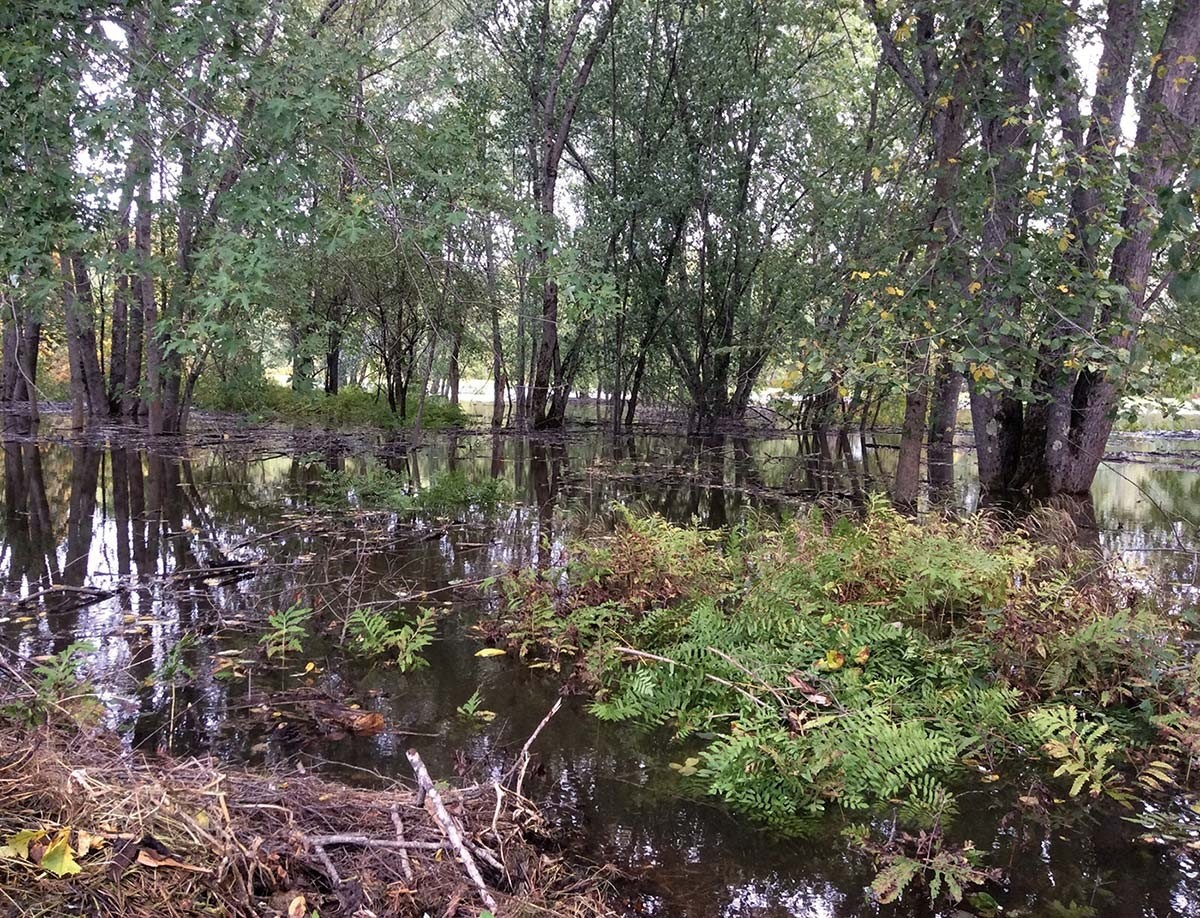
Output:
108,223,130,413
485,220,505,427
67,252,110,416
1042,0,1199,494
926,363,962,500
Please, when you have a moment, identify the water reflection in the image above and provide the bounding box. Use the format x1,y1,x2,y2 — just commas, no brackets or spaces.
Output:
0,421,1198,915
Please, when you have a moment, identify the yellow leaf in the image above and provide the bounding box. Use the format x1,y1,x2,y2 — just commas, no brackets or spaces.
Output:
854,647,870,665
475,648,507,657
75,830,104,857
968,281,982,294
981,773,1000,784
304,661,316,673
936,94,951,108
0,829,45,860
1026,188,1047,205
871,166,882,182
41,830,81,877
885,285,905,297
879,310,891,321
1056,284,1070,293
288,895,308,918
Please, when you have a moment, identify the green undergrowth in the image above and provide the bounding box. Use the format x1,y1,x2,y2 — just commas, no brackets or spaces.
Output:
316,465,511,514
195,374,471,430
490,498,1199,840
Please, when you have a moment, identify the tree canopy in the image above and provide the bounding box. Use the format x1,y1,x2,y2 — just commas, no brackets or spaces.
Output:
2,0,1198,498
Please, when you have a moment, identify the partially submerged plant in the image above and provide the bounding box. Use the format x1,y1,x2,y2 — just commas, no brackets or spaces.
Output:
0,642,102,725
844,822,999,906
316,466,511,515
488,498,1195,842
456,688,496,723
260,604,313,663
345,607,437,672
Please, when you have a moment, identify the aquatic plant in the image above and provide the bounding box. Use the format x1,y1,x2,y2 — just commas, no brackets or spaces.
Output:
456,688,496,723
317,467,511,515
491,497,1194,838
260,604,313,663
21,642,101,724
344,607,437,672
844,822,998,906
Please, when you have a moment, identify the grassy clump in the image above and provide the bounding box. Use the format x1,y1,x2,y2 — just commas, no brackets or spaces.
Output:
317,466,511,514
492,498,1197,835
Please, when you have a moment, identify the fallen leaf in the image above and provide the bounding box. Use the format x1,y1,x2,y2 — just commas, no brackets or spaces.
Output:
0,828,46,860
288,894,307,918
75,830,105,857
42,830,82,876
136,848,211,873
475,648,507,657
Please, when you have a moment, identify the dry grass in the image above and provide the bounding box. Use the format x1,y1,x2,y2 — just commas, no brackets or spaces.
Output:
0,720,621,918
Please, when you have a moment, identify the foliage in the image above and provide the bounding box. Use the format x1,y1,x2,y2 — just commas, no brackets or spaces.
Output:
456,689,496,723
195,377,471,431
844,823,997,906
345,607,437,672
9,642,103,725
260,604,313,663
491,500,1194,839
317,466,511,515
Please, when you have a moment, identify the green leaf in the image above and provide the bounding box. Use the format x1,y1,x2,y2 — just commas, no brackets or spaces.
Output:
41,830,82,876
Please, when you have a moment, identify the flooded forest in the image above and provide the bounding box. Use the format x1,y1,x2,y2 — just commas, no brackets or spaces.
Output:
3,0,1200,916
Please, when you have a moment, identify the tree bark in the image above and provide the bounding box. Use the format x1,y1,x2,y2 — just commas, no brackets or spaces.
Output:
1043,0,1199,494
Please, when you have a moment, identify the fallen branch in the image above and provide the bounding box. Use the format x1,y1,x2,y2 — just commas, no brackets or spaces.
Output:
512,696,563,799
407,748,498,914
390,804,414,882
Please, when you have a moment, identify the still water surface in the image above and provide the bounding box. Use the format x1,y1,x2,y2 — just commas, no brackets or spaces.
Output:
2,417,1199,916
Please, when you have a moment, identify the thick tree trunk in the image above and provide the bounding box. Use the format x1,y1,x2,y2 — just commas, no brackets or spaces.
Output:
893,350,931,509
1021,0,1141,493
59,256,88,428
325,314,341,395
966,1,1032,494
1044,0,1199,494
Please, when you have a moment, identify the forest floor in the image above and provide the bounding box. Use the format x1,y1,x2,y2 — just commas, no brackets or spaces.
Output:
0,701,622,918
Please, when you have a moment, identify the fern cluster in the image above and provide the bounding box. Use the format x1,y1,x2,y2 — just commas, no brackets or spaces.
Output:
492,496,1195,843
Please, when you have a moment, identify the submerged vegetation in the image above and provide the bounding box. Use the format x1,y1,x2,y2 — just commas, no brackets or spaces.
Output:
316,466,512,515
488,500,1200,901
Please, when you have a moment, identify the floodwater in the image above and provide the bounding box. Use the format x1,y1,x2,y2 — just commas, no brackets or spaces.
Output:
1,415,1199,917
